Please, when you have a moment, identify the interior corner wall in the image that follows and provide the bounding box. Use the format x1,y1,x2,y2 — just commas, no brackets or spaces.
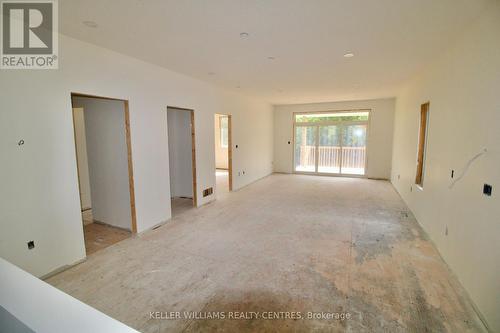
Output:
167,108,193,198
72,97,132,231
390,3,500,331
214,114,229,169
273,98,395,179
0,34,273,278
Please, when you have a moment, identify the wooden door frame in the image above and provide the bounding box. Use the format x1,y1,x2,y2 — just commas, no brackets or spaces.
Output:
215,113,233,191
415,102,429,186
70,92,138,233
227,114,233,191
167,106,198,207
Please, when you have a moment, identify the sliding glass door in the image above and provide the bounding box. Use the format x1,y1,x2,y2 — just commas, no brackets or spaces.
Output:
318,125,341,173
341,124,367,175
294,126,317,172
293,111,369,176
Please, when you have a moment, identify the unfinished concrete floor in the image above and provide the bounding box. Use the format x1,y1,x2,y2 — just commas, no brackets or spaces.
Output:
46,175,486,332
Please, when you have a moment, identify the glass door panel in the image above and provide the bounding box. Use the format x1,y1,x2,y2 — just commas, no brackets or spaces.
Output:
318,125,341,174
341,125,367,175
294,126,317,172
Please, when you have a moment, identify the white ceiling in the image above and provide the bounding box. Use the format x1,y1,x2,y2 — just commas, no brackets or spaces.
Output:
59,0,491,104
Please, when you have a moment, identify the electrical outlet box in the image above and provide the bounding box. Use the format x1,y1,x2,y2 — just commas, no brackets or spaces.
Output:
27,241,35,250
483,184,492,196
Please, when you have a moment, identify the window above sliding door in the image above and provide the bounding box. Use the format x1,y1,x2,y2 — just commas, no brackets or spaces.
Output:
295,111,369,123
293,110,370,176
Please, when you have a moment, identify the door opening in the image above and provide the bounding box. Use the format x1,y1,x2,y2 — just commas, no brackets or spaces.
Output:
214,114,232,197
167,106,197,217
71,93,136,255
293,110,369,176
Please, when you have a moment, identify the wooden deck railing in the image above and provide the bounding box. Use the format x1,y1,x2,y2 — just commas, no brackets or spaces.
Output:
298,146,366,170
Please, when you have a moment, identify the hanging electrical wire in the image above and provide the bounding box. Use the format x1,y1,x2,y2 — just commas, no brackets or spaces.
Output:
448,148,488,189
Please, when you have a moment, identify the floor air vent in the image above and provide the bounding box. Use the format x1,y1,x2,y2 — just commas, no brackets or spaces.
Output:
203,187,213,197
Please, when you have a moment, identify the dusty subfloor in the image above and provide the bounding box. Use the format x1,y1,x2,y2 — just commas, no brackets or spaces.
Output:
46,174,486,332
216,169,229,198
82,210,131,255
171,197,195,217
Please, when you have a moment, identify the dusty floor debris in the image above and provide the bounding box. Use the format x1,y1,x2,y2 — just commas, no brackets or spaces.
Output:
46,175,486,332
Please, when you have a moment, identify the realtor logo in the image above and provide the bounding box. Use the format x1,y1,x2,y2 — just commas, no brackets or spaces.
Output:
1,0,58,69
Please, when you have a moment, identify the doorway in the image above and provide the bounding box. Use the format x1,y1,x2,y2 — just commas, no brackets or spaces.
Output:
214,114,233,197
71,93,137,255
293,110,369,176
167,107,197,217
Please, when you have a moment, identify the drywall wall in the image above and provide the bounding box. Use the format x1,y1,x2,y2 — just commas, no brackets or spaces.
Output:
214,114,229,169
0,306,34,333
0,257,139,333
167,108,193,198
273,98,395,179
391,3,500,331
72,97,132,230
72,108,92,210
0,34,273,278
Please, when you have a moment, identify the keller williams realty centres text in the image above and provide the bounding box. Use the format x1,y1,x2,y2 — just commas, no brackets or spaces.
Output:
150,311,352,321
